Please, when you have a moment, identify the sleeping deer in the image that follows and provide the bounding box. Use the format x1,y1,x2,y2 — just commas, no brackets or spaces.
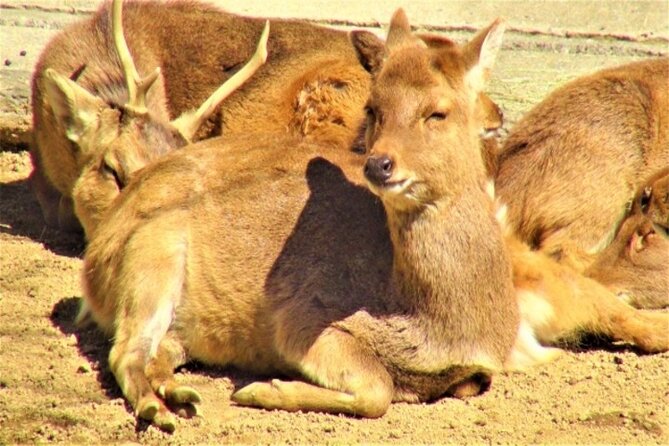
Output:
584,167,669,309
80,10,668,432
495,57,669,276
31,0,376,235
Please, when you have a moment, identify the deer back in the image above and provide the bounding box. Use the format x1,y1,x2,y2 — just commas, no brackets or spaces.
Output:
495,57,669,264
82,13,517,409
31,0,370,235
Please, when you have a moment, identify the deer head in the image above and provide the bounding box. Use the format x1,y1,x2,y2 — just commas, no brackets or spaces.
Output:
41,0,269,236
586,168,669,309
353,10,505,212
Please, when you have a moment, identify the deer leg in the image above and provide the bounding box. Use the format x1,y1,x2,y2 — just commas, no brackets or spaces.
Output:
145,332,201,418
108,228,188,432
232,327,394,418
57,195,82,233
28,165,66,229
518,266,669,353
108,331,168,426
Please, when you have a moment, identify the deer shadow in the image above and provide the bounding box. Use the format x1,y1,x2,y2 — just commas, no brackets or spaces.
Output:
0,177,84,257
49,296,275,426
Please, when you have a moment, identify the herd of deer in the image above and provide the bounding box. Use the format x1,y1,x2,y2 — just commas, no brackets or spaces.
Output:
27,0,667,433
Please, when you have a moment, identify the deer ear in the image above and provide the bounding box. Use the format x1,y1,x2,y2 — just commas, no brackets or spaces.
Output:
351,30,386,74
463,18,505,93
386,8,412,49
43,68,105,147
478,92,504,132
386,8,426,53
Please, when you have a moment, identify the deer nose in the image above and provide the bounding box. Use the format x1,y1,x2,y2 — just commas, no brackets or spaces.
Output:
364,155,394,185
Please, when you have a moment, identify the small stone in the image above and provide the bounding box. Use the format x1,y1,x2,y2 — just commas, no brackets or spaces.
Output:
613,356,623,365
387,429,402,439
4,59,11,66
20,50,27,56
77,363,92,374
27,289,37,298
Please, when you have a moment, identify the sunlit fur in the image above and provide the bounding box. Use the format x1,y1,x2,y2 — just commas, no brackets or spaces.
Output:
31,0,374,236
495,57,669,271
81,12,519,431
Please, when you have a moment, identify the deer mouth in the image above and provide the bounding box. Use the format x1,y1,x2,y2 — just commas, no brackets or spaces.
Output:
368,176,416,198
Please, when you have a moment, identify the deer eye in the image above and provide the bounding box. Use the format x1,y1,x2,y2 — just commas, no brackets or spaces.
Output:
101,161,124,190
639,186,652,213
365,106,384,126
427,111,448,122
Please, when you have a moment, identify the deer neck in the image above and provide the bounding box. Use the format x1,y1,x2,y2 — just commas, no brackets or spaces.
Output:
385,188,483,315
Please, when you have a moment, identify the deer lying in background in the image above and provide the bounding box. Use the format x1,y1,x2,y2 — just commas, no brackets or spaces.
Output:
585,167,669,309
495,57,669,274
80,10,668,432
31,0,375,234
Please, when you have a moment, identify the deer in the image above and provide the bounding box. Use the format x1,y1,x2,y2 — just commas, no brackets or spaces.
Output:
494,57,669,279
30,0,374,235
79,10,669,432
584,167,669,309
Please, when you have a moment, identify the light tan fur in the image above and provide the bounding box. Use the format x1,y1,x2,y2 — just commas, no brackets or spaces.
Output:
82,12,518,432
495,57,669,271
80,10,668,433
584,168,669,309
488,192,669,369
32,1,506,239
31,0,373,235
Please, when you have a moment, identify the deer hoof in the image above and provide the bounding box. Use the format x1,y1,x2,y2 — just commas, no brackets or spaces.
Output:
136,398,160,421
166,385,201,405
231,380,283,408
152,409,177,433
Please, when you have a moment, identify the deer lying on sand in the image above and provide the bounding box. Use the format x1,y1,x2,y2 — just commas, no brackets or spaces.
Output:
585,168,669,309
495,57,669,277
80,10,669,432
31,0,376,235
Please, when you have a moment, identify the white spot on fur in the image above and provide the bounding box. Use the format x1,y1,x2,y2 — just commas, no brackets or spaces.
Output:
516,288,556,342
505,320,562,371
485,180,495,201
142,301,175,359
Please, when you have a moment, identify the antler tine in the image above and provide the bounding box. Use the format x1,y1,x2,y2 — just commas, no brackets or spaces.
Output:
112,0,160,114
172,20,271,142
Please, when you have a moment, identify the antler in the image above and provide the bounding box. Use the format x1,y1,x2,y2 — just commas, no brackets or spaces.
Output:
112,0,160,114
171,21,271,142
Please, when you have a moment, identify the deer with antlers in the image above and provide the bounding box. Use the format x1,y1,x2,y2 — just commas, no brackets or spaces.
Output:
31,0,381,236
79,10,668,432
494,57,669,284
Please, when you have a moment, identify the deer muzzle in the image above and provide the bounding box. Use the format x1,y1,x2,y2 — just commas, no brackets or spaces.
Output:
364,155,394,186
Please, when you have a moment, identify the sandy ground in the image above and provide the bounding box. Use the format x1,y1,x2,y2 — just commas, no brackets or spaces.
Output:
0,1,668,444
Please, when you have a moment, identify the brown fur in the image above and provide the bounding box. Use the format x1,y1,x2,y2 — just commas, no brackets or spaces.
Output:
80,10,669,433
495,57,669,267
81,12,518,432
498,209,668,367
584,168,669,309
31,0,372,234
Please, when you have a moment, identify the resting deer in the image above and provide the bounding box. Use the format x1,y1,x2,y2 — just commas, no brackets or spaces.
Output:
494,57,669,275
80,10,669,432
585,168,669,309
31,0,375,235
